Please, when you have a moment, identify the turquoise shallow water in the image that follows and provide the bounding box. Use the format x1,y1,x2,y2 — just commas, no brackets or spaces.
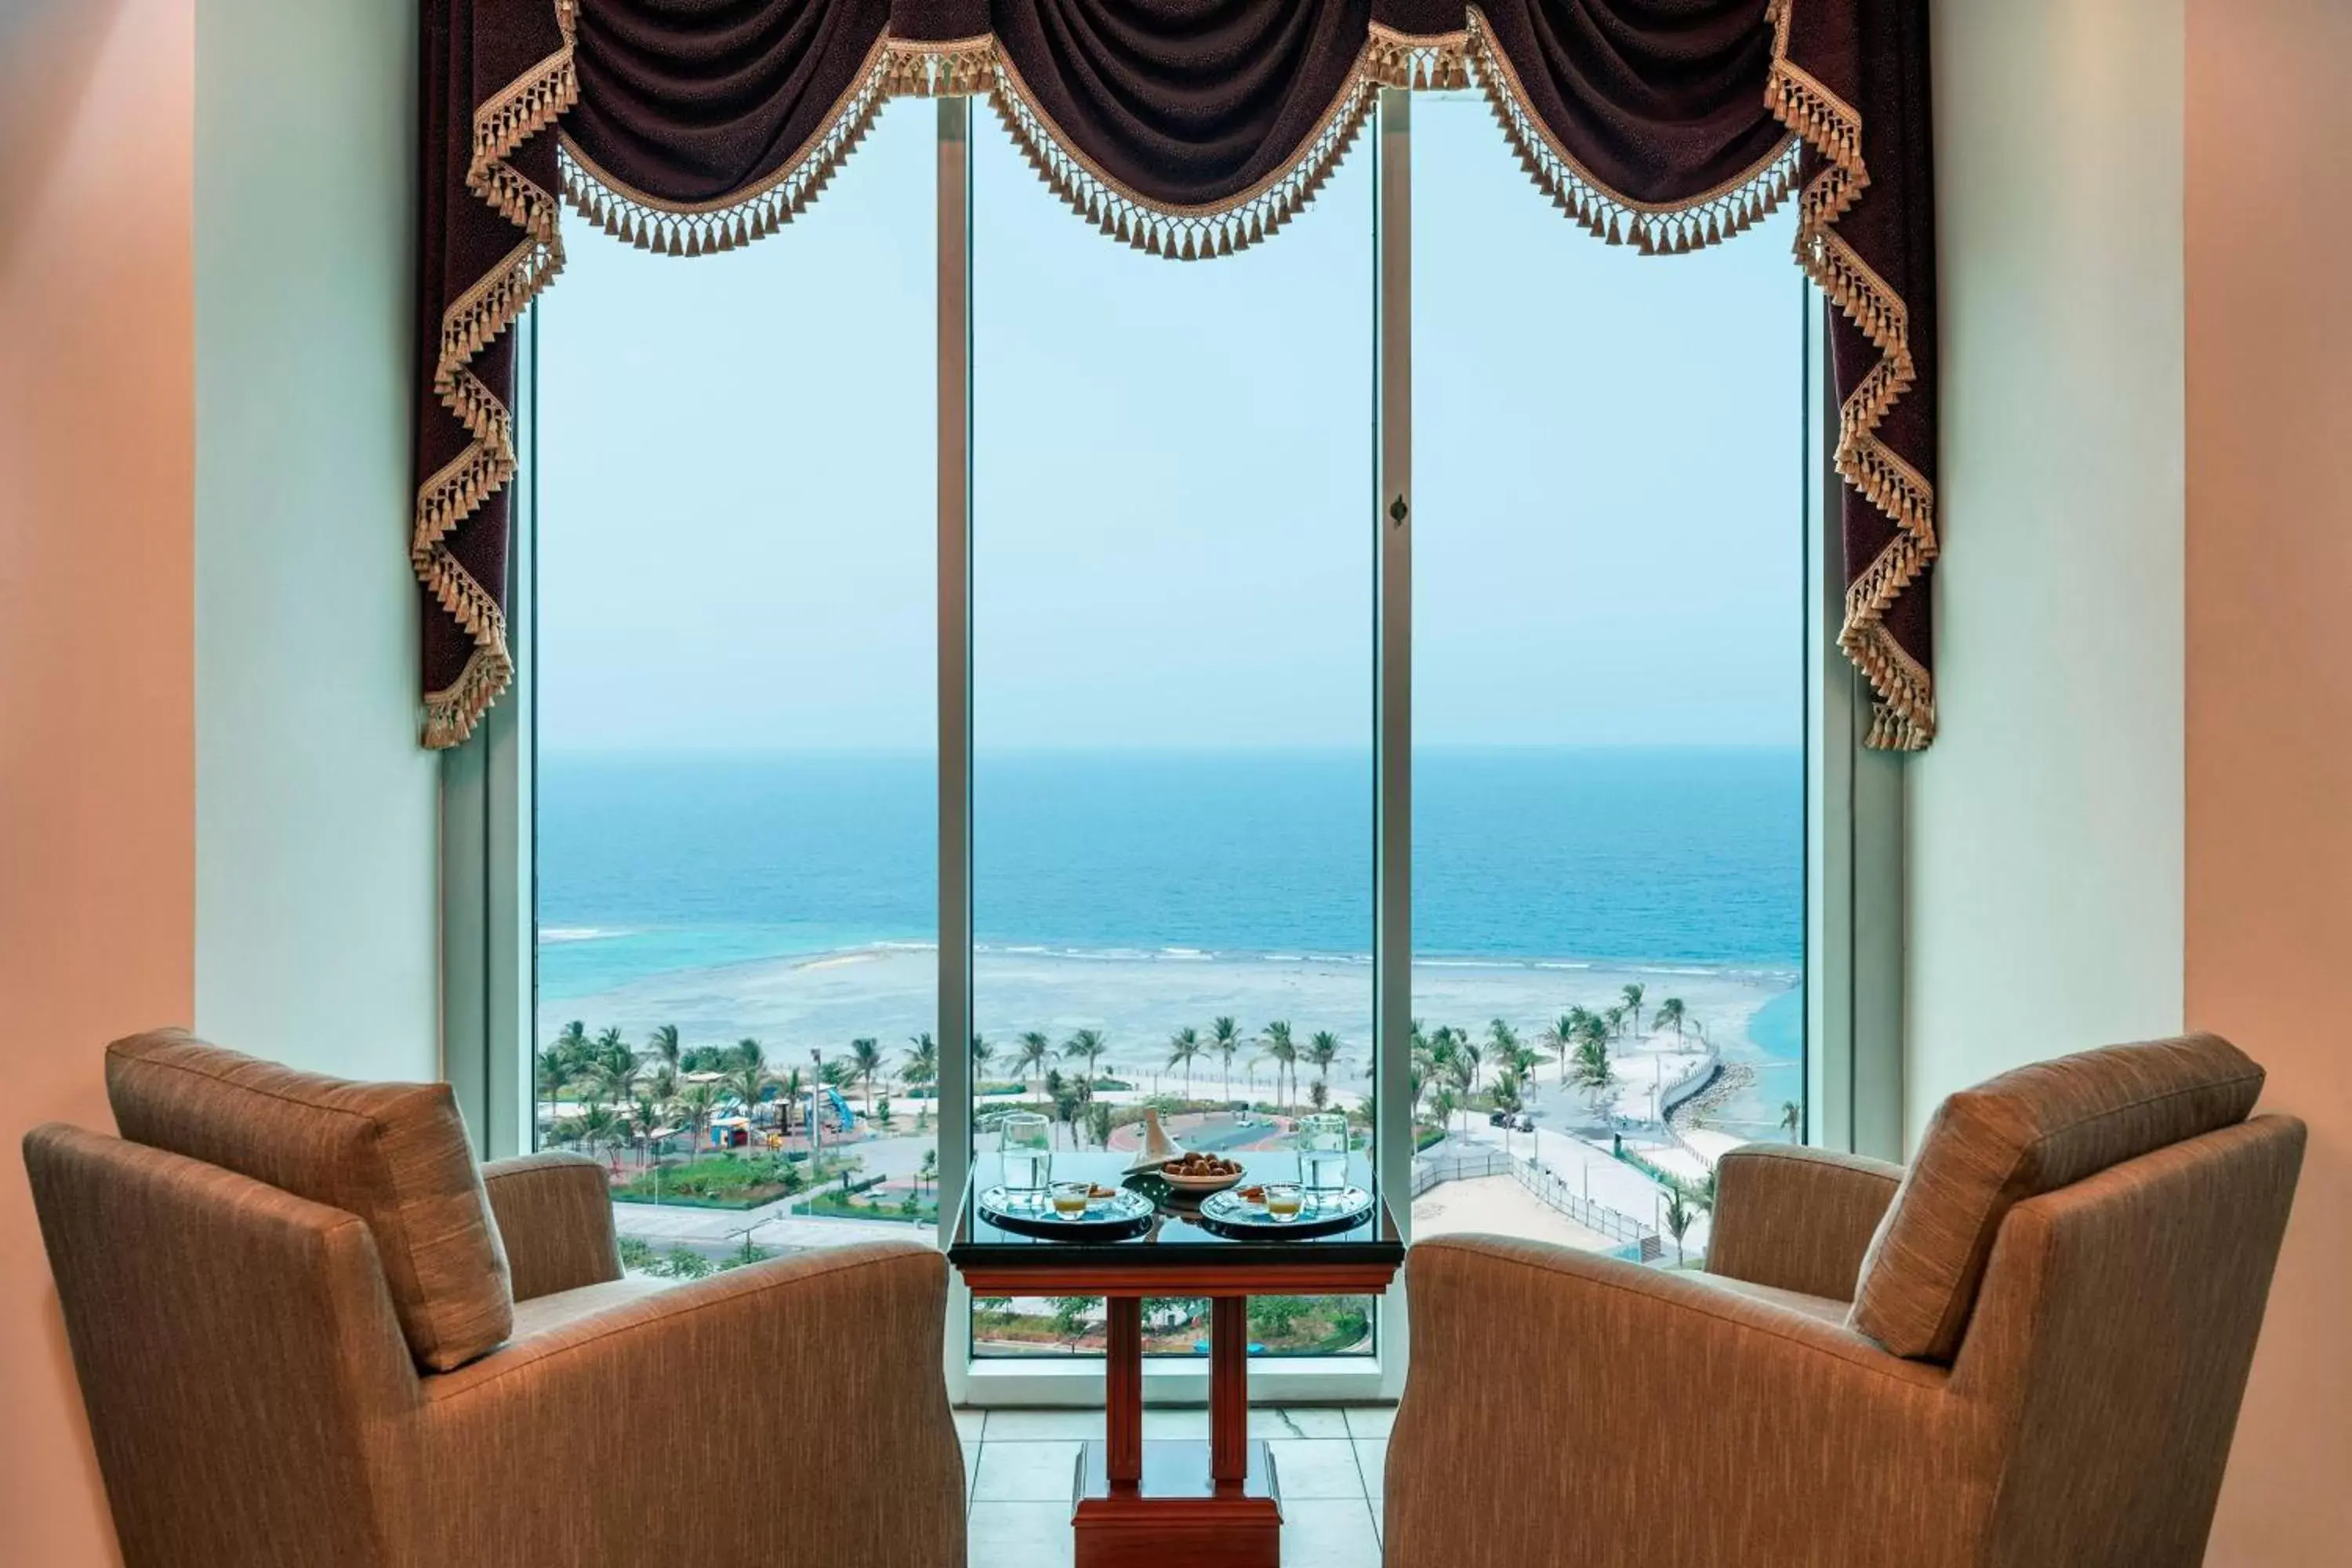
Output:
539,746,1801,992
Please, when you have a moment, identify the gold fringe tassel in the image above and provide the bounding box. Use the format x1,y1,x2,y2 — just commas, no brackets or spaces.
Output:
1766,0,1937,750
489,4,1931,753
1463,8,1798,258
415,0,577,749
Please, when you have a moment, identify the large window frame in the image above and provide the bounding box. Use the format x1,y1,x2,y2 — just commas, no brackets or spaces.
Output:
444,89,1902,1407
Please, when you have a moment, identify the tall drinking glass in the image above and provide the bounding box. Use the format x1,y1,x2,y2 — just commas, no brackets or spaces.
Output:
1000,1112,1053,1202
1299,1112,1350,1193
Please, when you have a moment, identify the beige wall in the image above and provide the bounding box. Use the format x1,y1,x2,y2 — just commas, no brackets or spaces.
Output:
1906,0,2187,1137
2,2,433,1560
2186,1,2352,1558
194,0,437,1080
0,2,196,1562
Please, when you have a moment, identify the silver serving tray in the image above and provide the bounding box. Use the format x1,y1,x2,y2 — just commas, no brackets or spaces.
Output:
1198,1185,1374,1232
978,1184,1156,1238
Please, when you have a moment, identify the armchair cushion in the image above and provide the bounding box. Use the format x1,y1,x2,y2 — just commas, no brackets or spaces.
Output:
1707,1143,1903,1301
481,1151,622,1301
1851,1033,2263,1361
106,1029,514,1371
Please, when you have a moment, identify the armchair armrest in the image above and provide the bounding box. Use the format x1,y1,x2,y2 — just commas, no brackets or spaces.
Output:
419,1240,962,1568
479,1152,619,1301
1706,1142,1904,1301
1388,1236,1973,1568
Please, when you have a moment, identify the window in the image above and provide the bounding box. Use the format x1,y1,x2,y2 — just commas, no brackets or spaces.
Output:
967,111,1377,1359
532,100,941,1276
488,89,1856,1389
1403,93,1806,1266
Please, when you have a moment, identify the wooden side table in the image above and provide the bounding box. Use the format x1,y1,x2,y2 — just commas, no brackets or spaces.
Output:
949,1156,1403,1568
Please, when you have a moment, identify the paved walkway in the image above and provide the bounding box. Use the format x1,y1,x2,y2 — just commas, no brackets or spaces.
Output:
1435,1120,1714,1255
612,1197,925,1253
1412,1174,1617,1251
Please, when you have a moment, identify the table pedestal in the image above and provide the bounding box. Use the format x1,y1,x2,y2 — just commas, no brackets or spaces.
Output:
1071,1294,1279,1568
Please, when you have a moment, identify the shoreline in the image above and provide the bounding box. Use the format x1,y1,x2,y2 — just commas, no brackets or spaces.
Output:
544,937,1802,1132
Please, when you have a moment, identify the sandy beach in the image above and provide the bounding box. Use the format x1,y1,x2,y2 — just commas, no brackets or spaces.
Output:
545,941,1799,1131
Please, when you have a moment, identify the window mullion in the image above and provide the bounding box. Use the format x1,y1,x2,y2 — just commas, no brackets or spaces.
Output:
1374,85,1414,1400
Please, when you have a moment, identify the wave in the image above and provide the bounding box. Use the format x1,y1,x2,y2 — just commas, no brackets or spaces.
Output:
539,926,628,944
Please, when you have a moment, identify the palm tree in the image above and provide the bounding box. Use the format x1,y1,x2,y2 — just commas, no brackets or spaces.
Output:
1655,997,1688,1038
629,1094,662,1167
1306,1030,1341,1106
1440,1027,1479,1097
1662,1185,1696,1265
1258,1022,1298,1116
726,1040,773,1128
970,1033,994,1088
1428,1084,1461,1142
903,1032,940,1099
645,1023,682,1076
589,1025,629,1094
849,1036,885,1114
676,1081,720,1164
577,1103,626,1174
775,1065,804,1135
1573,1034,1615,1113
553,1020,589,1079
594,1043,638,1110
1490,1069,1523,1153
1780,1099,1802,1141
1166,1026,1203,1100
1065,1029,1108,1098
535,1043,573,1134
1210,1015,1242,1105
1603,1004,1627,1040
1541,1014,1579,1082
1621,982,1646,1036
1443,1051,1475,1133
1044,1070,1083,1148
1015,1031,1055,1105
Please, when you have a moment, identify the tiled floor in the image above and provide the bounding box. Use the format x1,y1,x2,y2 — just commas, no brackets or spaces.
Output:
958,1404,1392,1567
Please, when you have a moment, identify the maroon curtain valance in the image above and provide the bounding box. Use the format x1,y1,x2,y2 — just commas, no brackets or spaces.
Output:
416,0,1936,751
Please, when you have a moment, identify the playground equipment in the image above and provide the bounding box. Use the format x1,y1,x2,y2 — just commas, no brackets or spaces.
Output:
810,1086,856,1134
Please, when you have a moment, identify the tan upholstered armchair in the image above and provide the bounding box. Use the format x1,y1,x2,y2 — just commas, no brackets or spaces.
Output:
24,1032,964,1568
1387,1035,2305,1568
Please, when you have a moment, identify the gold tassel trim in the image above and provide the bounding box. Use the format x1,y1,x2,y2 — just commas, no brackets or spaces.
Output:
1465,7,1798,257
1766,0,1936,750
414,0,577,750
423,641,516,751
969,27,1452,262
554,28,1467,266
557,30,906,255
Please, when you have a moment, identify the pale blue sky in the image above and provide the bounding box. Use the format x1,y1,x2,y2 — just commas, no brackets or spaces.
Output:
537,94,1805,753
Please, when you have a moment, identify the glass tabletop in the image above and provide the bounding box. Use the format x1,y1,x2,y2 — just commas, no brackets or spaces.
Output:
949,1149,1400,1266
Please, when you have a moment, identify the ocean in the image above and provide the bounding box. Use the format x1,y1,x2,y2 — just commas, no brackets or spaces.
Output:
539,746,1802,993
539,747,1804,1133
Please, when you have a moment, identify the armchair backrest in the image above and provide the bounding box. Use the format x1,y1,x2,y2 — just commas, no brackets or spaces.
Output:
1850,1033,2264,1360
105,1029,514,1370
1951,1114,2305,1567
24,1123,423,1568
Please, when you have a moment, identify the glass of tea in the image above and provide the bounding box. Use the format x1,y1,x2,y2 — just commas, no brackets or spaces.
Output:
1050,1181,1093,1219
1264,1182,1304,1222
